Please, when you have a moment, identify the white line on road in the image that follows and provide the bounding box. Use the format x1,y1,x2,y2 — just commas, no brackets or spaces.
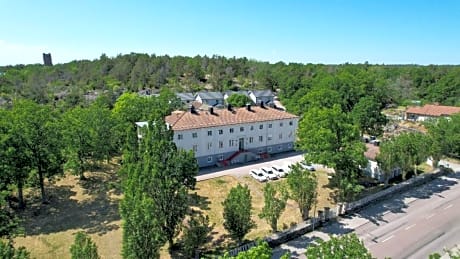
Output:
426,213,436,219
381,235,395,243
405,224,416,230
444,204,453,210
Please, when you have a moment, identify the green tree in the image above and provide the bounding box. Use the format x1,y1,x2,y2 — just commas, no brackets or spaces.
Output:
0,240,30,259
351,96,388,136
222,184,255,243
426,114,460,164
259,183,288,232
181,213,213,258
226,93,252,107
305,233,374,259
297,105,366,201
220,241,272,259
376,139,402,186
70,232,100,259
286,163,318,220
62,103,115,179
9,100,63,203
120,120,198,257
394,132,431,179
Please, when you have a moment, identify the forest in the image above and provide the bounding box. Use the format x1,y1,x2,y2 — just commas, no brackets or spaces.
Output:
1,53,460,258
1,53,460,113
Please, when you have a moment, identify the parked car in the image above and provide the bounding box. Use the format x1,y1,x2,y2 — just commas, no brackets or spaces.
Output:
249,169,267,182
271,165,287,178
299,161,316,171
260,167,279,180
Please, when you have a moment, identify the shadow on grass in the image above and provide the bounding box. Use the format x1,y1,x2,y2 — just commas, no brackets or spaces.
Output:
19,170,121,237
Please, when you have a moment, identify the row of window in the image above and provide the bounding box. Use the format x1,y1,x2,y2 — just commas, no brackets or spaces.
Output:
205,143,293,163
191,133,292,152
177,121,294,140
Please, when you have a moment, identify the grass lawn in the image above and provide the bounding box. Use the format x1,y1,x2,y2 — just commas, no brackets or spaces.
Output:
14,167,335,258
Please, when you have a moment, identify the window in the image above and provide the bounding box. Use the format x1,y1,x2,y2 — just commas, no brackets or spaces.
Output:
192,132,197,138
268,123,272,128
268,147,272,152
258,149,263,154
278,145,282,150
280,122,284,127
259,136,263,142
288,131,293,138
287,143,292,148
177,134,183,140
207,130,212,136
218,155,224,161
240,127,244,132
218,129,223,135
207,142,212,150
250,125,254,131
279,133,282,139
259,124,263,130
268,134,273,141
207,156,213,163
229,139,235,147
193,145,198,152
219,141,223,148
249,137,254,143
289,121,293,126
229,128,234,133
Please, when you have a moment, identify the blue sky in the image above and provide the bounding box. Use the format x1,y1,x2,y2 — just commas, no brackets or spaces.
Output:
1,0,459,65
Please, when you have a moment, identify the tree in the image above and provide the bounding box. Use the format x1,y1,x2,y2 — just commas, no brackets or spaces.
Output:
305,233,374,259
0,240,30,259
120,120,198,257
9,100,63,203
70,232,100,259
426,114,460,164
351,96,388,136
259,183,288,232
62,103,115,179
394,132,431,179
286,163,318,220
226,93,252,107
222,184,255,243
376,139,402,186
180,213,212,258
297,105,367,201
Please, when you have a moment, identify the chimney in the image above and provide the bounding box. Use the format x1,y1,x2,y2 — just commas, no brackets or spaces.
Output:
209,106,214,115
189,105,196,114
246,103,251,111
227,103,232,111
260,101,265,108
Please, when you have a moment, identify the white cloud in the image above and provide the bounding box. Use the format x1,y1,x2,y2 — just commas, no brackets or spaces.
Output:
0,40,50,66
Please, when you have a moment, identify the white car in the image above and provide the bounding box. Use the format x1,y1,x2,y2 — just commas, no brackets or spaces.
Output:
271,165,287,178
299,161,316,171
250,169,267,182
260,167,279,180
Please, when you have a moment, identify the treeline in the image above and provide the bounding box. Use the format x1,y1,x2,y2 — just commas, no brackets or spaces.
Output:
1,54,459,110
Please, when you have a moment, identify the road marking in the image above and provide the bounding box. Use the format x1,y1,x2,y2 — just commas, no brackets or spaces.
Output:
426,213,435,219
405,224,416,230
444,204,453,210
381,235,394,243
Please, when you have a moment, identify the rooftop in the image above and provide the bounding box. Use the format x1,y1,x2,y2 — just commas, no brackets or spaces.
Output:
196,91,224,100
250,90,274,97
364,143,380,161
406,104,460,117
165,106,298,131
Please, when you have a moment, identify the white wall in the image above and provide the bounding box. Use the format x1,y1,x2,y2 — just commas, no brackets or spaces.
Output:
172,118,298,158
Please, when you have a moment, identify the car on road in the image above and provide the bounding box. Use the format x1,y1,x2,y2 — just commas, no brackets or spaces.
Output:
271,165,287,178
249,169,267,182
260,167,279,180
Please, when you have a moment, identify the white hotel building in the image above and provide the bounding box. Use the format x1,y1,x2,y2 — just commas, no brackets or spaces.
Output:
137,104,299,167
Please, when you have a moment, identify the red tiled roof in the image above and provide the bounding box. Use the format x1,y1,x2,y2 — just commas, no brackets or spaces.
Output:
165,106,298,131
364,143,380,161
406,104,460,117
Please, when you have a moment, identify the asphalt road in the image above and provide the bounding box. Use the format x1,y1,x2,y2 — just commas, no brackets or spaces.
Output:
273,162,460,259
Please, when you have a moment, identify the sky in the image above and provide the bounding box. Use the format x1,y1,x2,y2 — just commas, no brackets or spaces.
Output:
1,0,459,66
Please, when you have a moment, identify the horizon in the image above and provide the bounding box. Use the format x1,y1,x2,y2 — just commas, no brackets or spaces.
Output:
1,0,460,66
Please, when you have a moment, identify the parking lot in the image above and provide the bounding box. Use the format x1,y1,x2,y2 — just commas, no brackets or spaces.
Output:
197,151,330,181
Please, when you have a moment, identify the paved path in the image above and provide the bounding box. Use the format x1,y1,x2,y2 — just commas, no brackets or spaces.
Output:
273,161,460,259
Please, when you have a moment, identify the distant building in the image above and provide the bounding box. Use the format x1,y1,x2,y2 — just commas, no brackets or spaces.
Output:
223,90,250,102
248,90,275,106
405,104,460,121
195,91,224,106
176,92,195,104
363,143,401,183
43,53,53,66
